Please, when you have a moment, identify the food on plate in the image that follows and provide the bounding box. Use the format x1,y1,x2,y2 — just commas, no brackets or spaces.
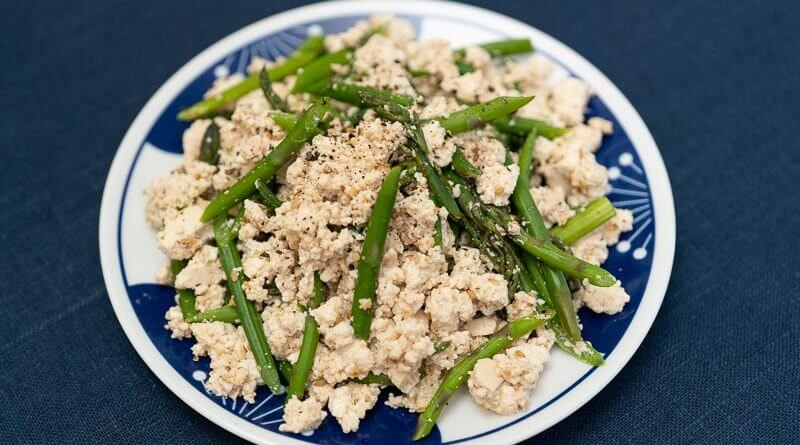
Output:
147,15,633,439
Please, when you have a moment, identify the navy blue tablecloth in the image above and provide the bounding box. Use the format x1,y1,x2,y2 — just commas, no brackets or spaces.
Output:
2,1,798,443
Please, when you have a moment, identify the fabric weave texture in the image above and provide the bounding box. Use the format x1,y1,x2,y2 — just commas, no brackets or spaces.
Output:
1,1,798,444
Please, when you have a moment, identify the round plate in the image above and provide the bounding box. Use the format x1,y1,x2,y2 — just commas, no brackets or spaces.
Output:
99,1,675,444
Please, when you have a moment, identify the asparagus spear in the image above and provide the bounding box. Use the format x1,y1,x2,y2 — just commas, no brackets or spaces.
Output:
286,273,326,402
436,96,533,134
259,68,291,113
492,115,568,140
412,311,552,441
213,216,284,395
291,48,353,93
269,112,298,131
201,98,329,222
254,179,282,212
186,304,239,324
198,121,220,165
551,197,616,245
451,149,482,179
178,35,325,120
351,165,404,339
170,260,197,320
301,79,416,107
511,131,583,340
454,38,535,75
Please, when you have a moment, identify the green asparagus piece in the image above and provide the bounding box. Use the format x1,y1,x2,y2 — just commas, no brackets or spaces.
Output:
412,311,553,441
478,38,534,57
436,96,533,135
198,121,220,165
291,48,354,93
407,123,463,221
351,165,404,339
433,341,450,354
286,273,325,403
186,304,239,324
453,38,534,75
433,216,444,248
259,68,291,113
301,79,416,107
213,216,284,395
492,115,568,140
201,98,329,222
551,197,616,245
254,179,282,212
358,90,413,123
278,359,293,383
451,149,482,179
521,256,605,365
351,372,394,386
398,162,418,188
454,38,535,59
269,112,298,131
170,260,198,320
511,131,583,340
178,35,325,120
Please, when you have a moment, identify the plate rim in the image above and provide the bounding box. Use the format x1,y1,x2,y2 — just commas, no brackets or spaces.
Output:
98,1,676,444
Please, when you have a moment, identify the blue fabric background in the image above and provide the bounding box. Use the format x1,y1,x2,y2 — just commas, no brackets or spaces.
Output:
1,1,797,444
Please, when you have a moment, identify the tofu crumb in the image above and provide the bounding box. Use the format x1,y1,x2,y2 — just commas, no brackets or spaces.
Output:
280,396,327,433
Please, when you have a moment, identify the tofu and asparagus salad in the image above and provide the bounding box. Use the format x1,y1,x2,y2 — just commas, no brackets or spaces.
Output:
147,16,634,439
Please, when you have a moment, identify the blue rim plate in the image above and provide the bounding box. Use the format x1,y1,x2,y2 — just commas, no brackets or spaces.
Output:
99,1,676,444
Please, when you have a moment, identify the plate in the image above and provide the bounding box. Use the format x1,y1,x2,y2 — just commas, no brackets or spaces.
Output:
98,1,676,444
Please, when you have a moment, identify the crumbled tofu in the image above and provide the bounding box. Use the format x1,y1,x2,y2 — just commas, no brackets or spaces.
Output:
371,314,435,392
386,367,442,412
422,120,455,167
156,203,213,260
313,341,374,385
145,161,215,229
426,287,475,334
533,124,610,206
164,304,192,339
418,95,464,119
191,322,262,403
175,245,224,296
506,291,540,320
463,46,491,70
530,185,575,227
588,116,614,134
352,34,414,95
327,383,382,433
465,315,500,337
476,163,519,206
280,396,328,434
155,261,173,285
467,333,552,414
575,280,630,315
502,54,554,91
427,330,476,370
262,303,306,360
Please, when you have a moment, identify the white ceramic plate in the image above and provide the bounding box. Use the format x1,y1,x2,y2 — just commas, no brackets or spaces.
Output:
99,1,675,444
